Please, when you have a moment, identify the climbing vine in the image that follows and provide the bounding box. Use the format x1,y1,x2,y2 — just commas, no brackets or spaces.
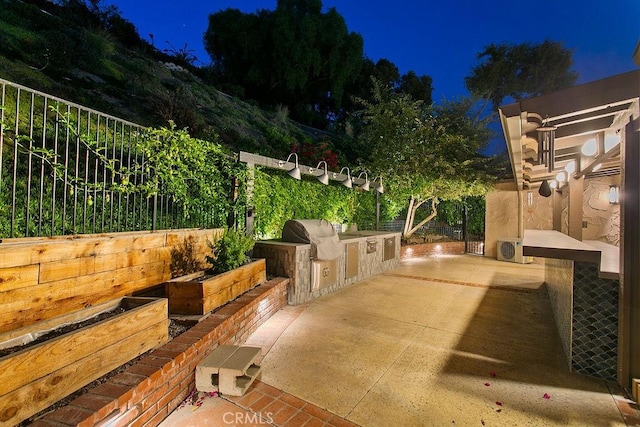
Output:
252,167,396,239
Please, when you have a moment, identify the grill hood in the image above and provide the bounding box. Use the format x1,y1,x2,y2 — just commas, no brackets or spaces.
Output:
281,219,341,260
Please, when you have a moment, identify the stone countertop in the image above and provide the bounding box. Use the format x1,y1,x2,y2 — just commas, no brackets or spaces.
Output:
522,230,619,279
583,240,620,279
337,231,401,241
255,231,401,245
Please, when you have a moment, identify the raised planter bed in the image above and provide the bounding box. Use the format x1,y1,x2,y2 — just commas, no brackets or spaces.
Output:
0,297,169,426
166,259,267,315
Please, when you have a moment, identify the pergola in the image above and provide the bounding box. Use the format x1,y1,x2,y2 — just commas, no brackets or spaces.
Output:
498,69,640,391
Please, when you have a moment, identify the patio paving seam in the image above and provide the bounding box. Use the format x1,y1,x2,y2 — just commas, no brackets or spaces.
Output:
382,272,540,293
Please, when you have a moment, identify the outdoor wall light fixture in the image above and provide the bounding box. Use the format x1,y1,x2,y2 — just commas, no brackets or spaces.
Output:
609,185,620,204
313,161,330,185
564,160,576,176
356,172,370,191
581,138,598,156
372,176,384,194
538,179,552,197
339,167,353,188
278,153,301,180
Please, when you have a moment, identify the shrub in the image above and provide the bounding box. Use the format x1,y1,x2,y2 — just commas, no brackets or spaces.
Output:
206,227,255,274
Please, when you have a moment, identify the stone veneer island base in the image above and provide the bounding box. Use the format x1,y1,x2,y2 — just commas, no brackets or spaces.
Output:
253,231,401,305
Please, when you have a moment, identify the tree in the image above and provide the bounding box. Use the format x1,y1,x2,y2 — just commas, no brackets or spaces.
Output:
465,40,578,114
356,81,492,239
204,0,364,125
398,70,433,105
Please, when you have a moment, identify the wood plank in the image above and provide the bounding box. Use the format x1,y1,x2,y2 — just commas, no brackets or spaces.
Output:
39,257,97,284
168,260,266,315
0,232,168,269
167,282,206,314
0,262,169,334
0,317,168,426
166,229,221,247
0,299,122,349
0,265,39,292
0,298,168,395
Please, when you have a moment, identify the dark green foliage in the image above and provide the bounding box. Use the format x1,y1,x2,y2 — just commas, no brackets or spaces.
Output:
204,0,365,126
398,71,433,105
465,40,578,111
206,228,256,274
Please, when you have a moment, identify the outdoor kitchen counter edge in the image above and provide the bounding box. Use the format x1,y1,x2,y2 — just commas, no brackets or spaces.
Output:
337,231,401,241
522,229,619,279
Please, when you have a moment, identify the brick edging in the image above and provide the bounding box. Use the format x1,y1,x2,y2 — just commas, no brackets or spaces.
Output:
30,277,289,427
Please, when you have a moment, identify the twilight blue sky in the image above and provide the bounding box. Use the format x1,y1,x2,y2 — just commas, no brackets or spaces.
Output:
104,0,639,104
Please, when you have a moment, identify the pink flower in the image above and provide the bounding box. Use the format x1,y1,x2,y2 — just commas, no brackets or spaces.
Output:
484,382,491,387
489,371,497,377
495,401,503,406
543,393,551,400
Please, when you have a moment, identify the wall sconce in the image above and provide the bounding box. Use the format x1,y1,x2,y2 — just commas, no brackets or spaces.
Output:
372,176,384,194
356,172,370,191
311,161,329,185
581,138,597,156
564,160,576,176
609,185,620,204
278,153,301,180
339,167,352,188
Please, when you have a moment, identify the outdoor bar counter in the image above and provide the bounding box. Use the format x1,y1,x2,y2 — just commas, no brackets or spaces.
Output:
522,229,619,380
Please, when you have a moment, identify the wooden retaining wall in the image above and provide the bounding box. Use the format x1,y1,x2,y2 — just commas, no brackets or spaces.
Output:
0,229,221,338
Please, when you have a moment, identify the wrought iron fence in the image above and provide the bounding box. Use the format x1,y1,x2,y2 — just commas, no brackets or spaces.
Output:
0,79,216,238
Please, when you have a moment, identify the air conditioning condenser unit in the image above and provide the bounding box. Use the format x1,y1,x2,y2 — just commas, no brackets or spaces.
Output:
497,238,533,264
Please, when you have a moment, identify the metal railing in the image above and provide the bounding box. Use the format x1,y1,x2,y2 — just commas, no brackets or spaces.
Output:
0,79,213,238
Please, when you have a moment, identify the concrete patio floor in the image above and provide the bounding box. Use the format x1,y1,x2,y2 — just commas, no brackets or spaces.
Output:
161,255,640,426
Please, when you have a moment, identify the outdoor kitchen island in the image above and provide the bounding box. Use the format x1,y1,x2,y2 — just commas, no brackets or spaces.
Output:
253,220,401,305
522,229,620,381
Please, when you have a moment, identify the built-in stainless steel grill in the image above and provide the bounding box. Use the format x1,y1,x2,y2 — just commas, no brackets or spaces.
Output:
281,219,341,260
281,219,341,290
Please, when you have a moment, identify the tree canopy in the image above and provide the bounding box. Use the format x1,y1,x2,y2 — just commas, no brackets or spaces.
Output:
204,0,364,125
204,0,433,127
465,40,578,113
355,81,493,238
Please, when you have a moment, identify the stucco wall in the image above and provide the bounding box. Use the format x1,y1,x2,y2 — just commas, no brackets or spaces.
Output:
523,188,554,230
583,176,620,246
485,182,519,259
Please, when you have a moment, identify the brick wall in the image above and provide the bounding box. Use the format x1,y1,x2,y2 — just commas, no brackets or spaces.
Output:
29,277,288,427
400,241,465,258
